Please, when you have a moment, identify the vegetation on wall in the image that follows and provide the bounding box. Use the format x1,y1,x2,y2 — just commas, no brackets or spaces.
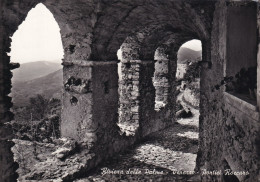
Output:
182,61,201,97
183,61,201,83
213,66,257,99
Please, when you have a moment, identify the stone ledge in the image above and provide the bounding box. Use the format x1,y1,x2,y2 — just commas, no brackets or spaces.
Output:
63,60,119,67
121,59,154,64
223,92,259,122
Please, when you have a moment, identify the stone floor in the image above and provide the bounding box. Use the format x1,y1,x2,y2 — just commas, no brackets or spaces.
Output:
76,106,200,182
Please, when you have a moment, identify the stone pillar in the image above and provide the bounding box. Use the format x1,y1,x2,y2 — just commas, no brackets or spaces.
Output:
138,60,156,135
61,60,119,153
154,60,169,107
118,60,141,133
137,47,177,137
168,52,178,121
154,47,170,110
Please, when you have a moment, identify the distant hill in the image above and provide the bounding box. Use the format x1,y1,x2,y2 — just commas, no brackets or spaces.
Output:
12,69,63,107
12,61,62,83
177,47,202,63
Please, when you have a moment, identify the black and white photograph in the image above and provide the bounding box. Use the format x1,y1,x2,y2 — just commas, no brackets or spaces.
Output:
0,0,260,181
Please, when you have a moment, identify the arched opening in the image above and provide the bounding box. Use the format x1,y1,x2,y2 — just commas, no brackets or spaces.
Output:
174,39,202,171
8,3,64,179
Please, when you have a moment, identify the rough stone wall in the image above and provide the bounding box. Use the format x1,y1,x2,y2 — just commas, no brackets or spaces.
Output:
154,47,170,110
195,2,225,181
221,3,259,181
0,1,42,181
197,1,260,182
118,58,175,137
118,38,180,137
154,60,169,109
62,62,94,142
139,59,177,137
138,61,157,136
223,93,260,181
118,61,141,133
176,63,188,80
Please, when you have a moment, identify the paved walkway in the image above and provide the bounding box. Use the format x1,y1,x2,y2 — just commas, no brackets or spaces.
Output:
76,106,200,182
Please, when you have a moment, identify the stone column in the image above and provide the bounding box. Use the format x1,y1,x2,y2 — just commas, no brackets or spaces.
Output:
61,60,120,154
154,60,169,107
138,47,177,137
118,60,141,135
154,47,170,111
138,60,156,136
167,51,178,122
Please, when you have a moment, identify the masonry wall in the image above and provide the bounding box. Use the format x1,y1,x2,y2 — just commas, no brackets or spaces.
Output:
196,1,227,180
154,60,169,110
119,61,141,132
118,59,176,138
197,1,260,181
140,59,177,137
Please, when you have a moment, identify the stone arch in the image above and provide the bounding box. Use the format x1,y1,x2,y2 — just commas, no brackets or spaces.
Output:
151,37,213,175
0,1,218,180
117,23,204,136
9,2,64,121
89,1,214,61
0,1,85,180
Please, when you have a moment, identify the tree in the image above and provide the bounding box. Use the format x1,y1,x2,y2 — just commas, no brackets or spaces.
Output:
183,61,201,83
29,94,49,120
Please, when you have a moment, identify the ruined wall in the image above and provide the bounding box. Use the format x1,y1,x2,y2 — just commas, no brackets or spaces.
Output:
0,1,42,181
197,1,260,182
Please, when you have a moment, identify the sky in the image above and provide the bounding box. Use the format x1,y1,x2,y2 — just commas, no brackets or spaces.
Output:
9,3,64,64
9,3,201,64
181,39,202,51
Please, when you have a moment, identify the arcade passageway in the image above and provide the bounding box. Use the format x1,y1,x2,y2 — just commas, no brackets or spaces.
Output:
1,1,260,182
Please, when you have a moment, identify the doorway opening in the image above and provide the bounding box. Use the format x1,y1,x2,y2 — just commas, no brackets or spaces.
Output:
8,3,64,179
